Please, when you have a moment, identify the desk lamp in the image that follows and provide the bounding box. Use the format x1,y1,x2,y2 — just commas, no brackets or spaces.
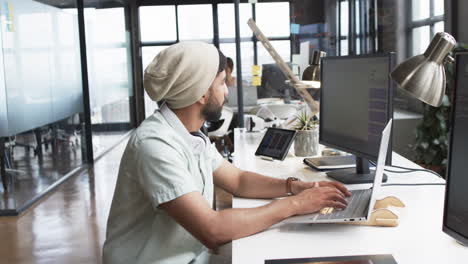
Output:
302,50,326,89
390,32,468,247
390,32,456,106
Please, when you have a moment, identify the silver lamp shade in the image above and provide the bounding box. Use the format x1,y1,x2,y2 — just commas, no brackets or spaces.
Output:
390,32,456,107
302,50,326,88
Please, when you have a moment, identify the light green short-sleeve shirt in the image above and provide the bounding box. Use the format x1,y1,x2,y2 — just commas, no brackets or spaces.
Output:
103,104,224,264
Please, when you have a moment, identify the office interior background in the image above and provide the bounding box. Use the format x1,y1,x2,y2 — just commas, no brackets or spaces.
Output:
0,0,466,263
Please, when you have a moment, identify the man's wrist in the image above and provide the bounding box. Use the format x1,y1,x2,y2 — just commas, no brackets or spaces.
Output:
285,195,301,216
292,181,319,195
286,177,300,195
293,180,310,195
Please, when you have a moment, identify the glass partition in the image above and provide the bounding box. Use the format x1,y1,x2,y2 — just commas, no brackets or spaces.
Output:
0,0,88,215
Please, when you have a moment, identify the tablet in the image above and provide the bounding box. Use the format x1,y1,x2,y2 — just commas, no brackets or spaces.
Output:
265,254,397,264
255,128,296,161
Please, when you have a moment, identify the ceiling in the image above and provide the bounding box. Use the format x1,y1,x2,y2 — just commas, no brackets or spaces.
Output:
34,0,128,9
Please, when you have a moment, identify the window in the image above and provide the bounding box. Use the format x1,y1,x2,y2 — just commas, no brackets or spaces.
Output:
339,0,349,55
142,46,169,70
409,0,444,56
218,3,252,39
412,0,430,21
85,7,132,109
337,0,378,56
83,6,134,158
178,5,213,41
355,0,361,54
217,2,290,81
255,2,290,38
142,46,169,116
255,2,291,74
220,42,254,79
257,40,291,66
139,2,291,117
139,6,177,42
411,26,430,56
218,3,254,80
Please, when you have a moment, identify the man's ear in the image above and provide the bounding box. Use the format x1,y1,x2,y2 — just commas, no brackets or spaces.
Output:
197,89,211,105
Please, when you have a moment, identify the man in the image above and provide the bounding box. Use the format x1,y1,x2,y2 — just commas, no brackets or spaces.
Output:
225,57,236,87
103,42,350,264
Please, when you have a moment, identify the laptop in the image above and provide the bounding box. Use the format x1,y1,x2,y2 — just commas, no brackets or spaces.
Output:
283,119,392,224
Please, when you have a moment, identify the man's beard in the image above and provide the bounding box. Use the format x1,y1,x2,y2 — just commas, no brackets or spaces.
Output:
201,93,224,122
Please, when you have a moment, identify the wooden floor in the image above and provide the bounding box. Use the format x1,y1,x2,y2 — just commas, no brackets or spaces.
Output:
0,137,233,264
0,131,130,214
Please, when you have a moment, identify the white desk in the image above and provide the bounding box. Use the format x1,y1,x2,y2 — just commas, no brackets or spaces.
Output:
232,128,468,264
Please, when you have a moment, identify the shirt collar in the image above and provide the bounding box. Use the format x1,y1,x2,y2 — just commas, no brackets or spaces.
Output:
160,103,206,154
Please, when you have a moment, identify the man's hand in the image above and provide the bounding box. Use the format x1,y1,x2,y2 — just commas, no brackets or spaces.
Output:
290,186,348,215
292,180,351,197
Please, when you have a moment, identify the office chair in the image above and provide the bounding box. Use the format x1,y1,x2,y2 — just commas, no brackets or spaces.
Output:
207,107,234,159
41,124,80,153
208,107,234,138
1,137,29,191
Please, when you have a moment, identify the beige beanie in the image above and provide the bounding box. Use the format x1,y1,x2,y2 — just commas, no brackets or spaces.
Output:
143,42,220,109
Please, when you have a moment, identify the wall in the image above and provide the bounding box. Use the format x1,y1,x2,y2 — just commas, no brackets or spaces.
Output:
0,21,7,136
290,0,334,57
457,1,468,42
291,0,325,25
447,0,468,43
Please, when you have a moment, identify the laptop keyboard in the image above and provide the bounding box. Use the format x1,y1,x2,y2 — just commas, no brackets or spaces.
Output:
316,189,372,220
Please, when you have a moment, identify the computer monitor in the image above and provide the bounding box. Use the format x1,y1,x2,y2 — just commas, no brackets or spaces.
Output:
443,51,468,246
319,53,395,184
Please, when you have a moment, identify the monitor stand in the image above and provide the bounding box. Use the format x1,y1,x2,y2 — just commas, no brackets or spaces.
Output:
326,157,388,184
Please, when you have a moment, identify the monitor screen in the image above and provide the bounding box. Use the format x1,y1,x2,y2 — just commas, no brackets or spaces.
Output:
320,54,394,163
443,51,468,246
259,63,302,100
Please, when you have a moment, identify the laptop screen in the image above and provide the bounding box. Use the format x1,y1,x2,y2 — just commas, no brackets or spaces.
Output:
367,119,392,218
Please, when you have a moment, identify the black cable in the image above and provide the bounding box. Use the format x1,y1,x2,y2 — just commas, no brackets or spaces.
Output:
368,160,443,178
384,168,442,178
391,164,442,174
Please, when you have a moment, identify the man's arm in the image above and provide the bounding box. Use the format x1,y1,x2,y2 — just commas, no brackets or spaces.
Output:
160,186,347,250
213,160,350,198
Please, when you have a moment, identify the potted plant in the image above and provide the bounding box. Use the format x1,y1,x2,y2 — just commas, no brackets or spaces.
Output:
293,110,319,157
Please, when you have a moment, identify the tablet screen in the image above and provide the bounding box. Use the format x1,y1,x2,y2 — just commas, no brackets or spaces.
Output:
255,128,296,160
